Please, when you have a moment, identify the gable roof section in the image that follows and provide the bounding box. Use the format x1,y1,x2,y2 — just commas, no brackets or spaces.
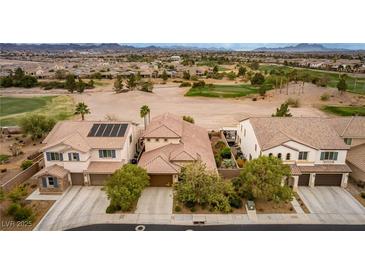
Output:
144,155,180,174
143,113,183,138
247,117,349,150
144,124,180,138
34,164,69,179
327,117,365,138
346,143,365,171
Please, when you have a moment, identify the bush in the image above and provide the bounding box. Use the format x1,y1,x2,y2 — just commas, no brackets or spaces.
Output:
221,159,235,168
250,73,265,86
229,194,243,209
20,160,33,170
182,115,194,124
7,203,21,216
320,93,330,101
0,154,10,164
214,141,226,150
220,147,231,159
14,206,33,221
190,207,196,212
286,98,300,108
7,185,27,203
106,204,120,214
20,114,56,140
174,205,182,212
192,80,206,88
179,82,191,87
184,200,196,209
214,153,222,167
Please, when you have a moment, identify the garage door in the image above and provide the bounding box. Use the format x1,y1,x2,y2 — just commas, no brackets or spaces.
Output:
89,174,110,186
149,175,172,187
315,174,342,186
71,173,84,185
298,174,310,186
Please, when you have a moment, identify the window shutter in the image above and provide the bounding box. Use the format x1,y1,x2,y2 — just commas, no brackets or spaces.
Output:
41,177,47,188
320,152,324,160
111,150,116,158
68,153,72,161
46,152,51,161
59,153,63,161
54,177,59,188
334,152,338,160
99,150,102,158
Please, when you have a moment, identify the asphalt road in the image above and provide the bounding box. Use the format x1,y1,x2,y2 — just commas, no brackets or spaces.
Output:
68,224,365,231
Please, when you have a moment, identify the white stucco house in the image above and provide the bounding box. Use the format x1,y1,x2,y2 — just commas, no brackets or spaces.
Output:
34,121,139,194
237,117,352,191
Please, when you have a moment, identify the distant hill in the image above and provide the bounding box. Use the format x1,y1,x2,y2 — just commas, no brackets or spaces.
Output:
253,43,351,52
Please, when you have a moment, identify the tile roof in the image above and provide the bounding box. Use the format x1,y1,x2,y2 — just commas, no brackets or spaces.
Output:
86,161,124,174
139,113,216,174
42,121,132,151
298,164,352,174
327,117,365,138
346,144,365,171
244,117,350,150
34,164,69,179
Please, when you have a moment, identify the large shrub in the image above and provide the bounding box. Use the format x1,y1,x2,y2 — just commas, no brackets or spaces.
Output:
220,147,231,159
20,114,56,140
103,164,149,212
21,160,33,170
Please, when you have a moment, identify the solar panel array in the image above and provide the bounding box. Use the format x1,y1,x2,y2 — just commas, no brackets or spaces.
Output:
88,123,128,137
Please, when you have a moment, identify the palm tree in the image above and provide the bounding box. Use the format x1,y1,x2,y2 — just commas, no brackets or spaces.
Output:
75,102,90,121
140,105,150,129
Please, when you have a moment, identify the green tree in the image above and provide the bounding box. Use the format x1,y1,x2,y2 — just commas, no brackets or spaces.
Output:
248,61,260,70
213,65,219,74
126,74,137,89
337,74,348,94
237,66,246,77
161,70,168,81
272,102,292,117
76,78,86,93
183,115,194,124
238,156,293,202
140,105,151,129
113,75,124,92
140,81,153,92
65,74,76,93
75,102,90,121
175,161,234,213
226,71,236,80
250,72,265,86
104,164,150,212
14,67,25,80
183,70,191,80
20,114,55,140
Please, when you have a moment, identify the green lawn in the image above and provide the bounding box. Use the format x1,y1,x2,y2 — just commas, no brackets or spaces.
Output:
322,105,365,116
0,95,75,126
259,65,365,94
185,84,265,98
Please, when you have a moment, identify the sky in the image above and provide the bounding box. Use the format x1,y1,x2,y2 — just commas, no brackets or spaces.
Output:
122,43,365,51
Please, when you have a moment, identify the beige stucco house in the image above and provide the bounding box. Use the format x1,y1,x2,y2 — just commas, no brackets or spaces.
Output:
328,117,365,183
138,113,216,186
34,121,138,194
237,117,352,191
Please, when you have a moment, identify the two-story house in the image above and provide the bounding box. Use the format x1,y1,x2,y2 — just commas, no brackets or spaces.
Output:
237,117,352,191
34,121,138,194
328,117,365,183
138,113,216,186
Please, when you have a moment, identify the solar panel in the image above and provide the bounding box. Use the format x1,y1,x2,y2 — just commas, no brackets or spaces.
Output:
88,123,128,137
88,124,100,137
95,124,107,136
103,124,114,137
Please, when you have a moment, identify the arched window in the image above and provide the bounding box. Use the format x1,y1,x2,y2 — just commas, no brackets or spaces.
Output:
268,153,273,157
277,153,282,159
286,153,291,160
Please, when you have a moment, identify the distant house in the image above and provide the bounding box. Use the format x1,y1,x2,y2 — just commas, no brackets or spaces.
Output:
138,113,216,186
34,121,139,194
170,56,181,62
328,117,365,183
237,117,352,191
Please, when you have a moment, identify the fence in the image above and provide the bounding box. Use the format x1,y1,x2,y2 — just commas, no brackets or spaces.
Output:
1,154,44,192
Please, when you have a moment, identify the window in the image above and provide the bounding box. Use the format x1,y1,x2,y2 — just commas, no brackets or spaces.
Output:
98,150,116,158
147,138,150,142
46,152,63,161
164,138,168,142
42,176,59,188
129,135,132,144
320,151,338,161
298,151,308,160
286,153,291,160
277,153,282,159
344,138,352,145
268,153,273,157
155,138,159,142
68,152,80,161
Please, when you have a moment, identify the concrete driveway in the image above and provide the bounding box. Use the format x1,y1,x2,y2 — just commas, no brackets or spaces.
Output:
298,187,365,215
135,187,173,214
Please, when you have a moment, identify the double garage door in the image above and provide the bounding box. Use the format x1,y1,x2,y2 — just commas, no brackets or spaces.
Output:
298,174,342,186
149,175,173,187
70,173,110,186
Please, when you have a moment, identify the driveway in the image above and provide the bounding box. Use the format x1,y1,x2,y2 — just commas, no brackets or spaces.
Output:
36,186,109,230
298,187,365,215
135,187,173,214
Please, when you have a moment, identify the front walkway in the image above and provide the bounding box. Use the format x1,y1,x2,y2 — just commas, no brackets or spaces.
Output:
35,186,365,231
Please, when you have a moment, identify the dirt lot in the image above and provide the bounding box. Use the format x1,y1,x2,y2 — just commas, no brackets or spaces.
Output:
72,82,364,129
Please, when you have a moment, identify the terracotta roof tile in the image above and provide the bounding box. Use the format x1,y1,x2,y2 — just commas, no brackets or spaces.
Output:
347,144,365,171
34,164,69,179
